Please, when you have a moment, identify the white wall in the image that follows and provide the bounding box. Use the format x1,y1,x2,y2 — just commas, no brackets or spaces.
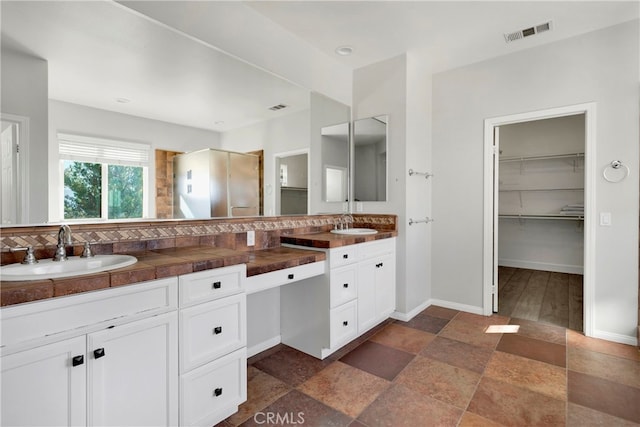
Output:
221,108,310,217
352,53,432,318
432,21,639,343
1,49,49,223
48,100,222,221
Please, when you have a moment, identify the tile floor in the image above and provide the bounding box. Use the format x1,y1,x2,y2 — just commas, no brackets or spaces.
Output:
218,306,640,427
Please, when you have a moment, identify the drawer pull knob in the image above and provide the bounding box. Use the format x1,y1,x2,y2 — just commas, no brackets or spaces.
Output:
93,348,105,359
376,262,384,268
72,355,84,367
288,274,294,280
213,326,223,335
343,321,348,326
343,254,349,259
213,388,223,397
343,283,349,288
212,281,222,289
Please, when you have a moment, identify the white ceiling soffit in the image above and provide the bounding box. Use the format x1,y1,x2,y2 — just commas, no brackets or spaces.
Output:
246,1,639,73
0,0,311,132
117,0,353,106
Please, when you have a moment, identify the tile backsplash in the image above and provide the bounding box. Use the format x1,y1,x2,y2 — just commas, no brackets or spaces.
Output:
0,214,397,265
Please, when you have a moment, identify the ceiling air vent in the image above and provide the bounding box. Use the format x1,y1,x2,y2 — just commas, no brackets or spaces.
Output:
504,20,553,43
268,104,288,111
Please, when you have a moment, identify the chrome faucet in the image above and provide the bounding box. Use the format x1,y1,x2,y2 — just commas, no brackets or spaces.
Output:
341,213,354,230
53,224,72,261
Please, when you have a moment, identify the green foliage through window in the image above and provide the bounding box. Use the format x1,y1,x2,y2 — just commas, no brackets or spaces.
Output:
64,161,145,220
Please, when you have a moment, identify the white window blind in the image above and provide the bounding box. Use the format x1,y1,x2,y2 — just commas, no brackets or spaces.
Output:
58,133,150,167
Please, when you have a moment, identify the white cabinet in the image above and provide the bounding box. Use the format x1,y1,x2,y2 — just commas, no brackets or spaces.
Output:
0,277,179,427
281,237,396,359
88,312,178,427
1,336,87,427
178,264,247,427
357,241,396,333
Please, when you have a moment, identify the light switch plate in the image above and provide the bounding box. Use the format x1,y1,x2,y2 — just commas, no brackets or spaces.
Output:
600,212,612,226
247,230,255,246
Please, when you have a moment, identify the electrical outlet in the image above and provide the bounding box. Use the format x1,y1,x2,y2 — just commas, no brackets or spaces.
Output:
356,202,363,212
247,230,255,246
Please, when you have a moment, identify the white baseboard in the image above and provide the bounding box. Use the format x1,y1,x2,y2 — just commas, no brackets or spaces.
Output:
591,329,638,347
391,299,431,322
247,335,281,358
429,299,484,315
391,298,485,322
499,258,583,275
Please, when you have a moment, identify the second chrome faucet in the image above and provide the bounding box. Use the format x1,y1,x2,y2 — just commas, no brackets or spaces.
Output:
53,224,72,261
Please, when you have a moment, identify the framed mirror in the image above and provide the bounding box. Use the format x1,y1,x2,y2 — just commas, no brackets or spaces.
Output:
320,122,349,203
353,115,387,202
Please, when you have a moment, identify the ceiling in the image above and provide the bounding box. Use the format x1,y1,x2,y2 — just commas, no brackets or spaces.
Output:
2,1,637,132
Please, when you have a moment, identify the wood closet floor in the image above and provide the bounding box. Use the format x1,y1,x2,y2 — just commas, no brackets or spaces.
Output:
497,266,583,332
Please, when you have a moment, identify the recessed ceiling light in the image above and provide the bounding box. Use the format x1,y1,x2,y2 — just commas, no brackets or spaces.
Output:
115,97,131,104
214,121,225,125
335,46,353,56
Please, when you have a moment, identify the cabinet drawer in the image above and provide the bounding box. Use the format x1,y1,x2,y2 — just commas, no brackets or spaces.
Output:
329,246,358,269
1,277,178,348
179,294,246,373
243,261,325,294
329,300,358,349
329,266,357,308
180,348,247,427
179,264,244,307
358,238,395,261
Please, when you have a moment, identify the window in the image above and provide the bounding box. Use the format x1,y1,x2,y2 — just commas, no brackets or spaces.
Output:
58,133,150,220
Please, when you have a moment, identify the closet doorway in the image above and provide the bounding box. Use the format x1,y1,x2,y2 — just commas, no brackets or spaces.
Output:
483,103,596,336
274,149,309,215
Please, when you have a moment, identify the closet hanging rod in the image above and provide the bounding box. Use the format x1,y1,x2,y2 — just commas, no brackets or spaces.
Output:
499,214,584,221
499,152,584,163
408,169,433,179
409,217,433,225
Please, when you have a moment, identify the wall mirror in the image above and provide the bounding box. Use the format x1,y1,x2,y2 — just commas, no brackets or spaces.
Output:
353,115,388,202
320,122,349,203
1,1,343,226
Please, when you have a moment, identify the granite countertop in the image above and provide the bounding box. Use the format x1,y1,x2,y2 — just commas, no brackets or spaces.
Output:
0,245,325,307
0,229,396,307
280,230,398,249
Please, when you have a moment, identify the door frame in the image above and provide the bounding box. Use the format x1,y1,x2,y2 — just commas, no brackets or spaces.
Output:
482,103,596,337
273,148,310,215
1,113,30,224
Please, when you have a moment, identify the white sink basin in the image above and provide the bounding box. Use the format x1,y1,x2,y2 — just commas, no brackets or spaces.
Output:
0,255,137,282
330,228,378,235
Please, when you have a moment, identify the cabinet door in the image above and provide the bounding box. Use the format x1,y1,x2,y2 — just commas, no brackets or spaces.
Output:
357,259,377,333
1,336,86,427
375,252,396,319
87,312,178,427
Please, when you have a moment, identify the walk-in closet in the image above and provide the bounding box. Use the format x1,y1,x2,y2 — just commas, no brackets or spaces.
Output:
497,114,585,331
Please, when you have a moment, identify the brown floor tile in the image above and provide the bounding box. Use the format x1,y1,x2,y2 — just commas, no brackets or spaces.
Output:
369,323,436,354
496,333,566,367
568,346,640,389
458,411,505,427
357,383,463,427
568,370,640,423
252,345,332,387
421,305,460,320
297,361,389,418
439,318,504,349
402,314,451,334
339,341,414,381
467,377,565,426
454,311,511,326
567,402,640,427
226,366,291,426
420,336,493,374
509,317,567,345
484,351,566,400
395,355,481,409
567,329,640,361
238,390,352,427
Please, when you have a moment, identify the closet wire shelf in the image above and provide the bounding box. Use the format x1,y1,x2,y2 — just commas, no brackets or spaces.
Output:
499,214,584,221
